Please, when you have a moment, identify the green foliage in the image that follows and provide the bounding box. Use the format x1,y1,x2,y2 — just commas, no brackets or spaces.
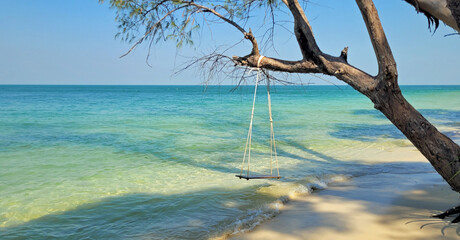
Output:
99,0,279,48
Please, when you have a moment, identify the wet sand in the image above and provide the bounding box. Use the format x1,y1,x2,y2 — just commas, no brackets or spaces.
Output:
231,172,460,240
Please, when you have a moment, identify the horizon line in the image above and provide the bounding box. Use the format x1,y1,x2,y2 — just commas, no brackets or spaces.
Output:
1,84,459,86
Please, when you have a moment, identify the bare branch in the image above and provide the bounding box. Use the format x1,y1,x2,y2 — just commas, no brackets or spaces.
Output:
340,47,349,62
356,0,397,83
181,1,261,56
285,0,322,61
187,1,246,35
232,55,319,73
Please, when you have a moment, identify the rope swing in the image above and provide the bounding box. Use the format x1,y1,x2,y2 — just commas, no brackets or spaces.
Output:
236,56,281,180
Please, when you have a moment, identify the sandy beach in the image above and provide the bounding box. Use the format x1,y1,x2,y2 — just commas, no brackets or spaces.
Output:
231,172,460,240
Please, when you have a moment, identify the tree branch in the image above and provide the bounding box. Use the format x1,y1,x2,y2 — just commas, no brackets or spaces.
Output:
233,55,320,73
355,0,398,83
186,1,260,56
232,53,375,96
117,0,378,94
231,0,372,94
119,1,262,59
285,0,322,62
186,2,245,34
120,5,188,58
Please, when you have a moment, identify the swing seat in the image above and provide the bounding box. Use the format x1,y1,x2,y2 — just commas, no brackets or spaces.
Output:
235,175,282,180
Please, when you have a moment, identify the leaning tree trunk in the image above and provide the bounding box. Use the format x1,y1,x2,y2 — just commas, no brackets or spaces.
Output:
370,81,460,190
357,0,460,191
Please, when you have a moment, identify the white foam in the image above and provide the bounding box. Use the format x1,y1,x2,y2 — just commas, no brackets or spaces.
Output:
219,174,352,239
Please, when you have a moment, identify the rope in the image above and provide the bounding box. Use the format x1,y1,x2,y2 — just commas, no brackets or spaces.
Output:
240,56,264,176
240,55,280,179
266,79,280,177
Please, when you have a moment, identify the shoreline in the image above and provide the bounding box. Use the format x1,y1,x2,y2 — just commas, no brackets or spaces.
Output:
230,172,460,240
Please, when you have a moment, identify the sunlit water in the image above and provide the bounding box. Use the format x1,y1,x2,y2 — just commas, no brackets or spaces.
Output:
0,85,459,239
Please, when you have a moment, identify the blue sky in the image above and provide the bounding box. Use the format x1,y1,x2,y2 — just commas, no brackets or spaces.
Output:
0,0,458,85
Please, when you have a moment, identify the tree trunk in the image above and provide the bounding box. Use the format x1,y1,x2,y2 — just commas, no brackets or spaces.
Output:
370,82,460,191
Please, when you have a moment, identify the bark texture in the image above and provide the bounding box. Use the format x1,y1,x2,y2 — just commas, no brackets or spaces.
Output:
370,82,460,191
447,0,460,30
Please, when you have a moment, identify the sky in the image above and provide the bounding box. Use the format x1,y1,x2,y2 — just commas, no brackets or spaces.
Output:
0,0,458,85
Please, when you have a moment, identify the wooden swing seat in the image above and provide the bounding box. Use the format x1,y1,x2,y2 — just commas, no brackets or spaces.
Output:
235,175,282,180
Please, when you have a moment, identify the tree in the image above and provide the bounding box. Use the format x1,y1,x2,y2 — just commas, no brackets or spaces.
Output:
101,0,460,197
404,0,460,33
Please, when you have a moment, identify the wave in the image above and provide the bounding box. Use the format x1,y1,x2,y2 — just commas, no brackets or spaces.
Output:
212,174,351,240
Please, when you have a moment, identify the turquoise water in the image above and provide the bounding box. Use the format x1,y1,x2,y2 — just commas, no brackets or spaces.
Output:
0,85,459,239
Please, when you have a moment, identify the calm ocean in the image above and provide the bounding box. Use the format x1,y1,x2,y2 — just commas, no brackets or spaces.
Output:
1,85,459,239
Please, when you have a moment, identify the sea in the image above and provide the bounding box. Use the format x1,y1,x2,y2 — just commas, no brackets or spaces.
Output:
0,85,459,239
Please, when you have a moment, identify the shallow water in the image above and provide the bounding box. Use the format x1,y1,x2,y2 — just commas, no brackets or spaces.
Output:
0,85,459,239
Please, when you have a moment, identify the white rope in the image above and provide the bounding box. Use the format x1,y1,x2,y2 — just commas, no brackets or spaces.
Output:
240,55,280,178
257,55,265,69
266,79,280,177
240,56,264,176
